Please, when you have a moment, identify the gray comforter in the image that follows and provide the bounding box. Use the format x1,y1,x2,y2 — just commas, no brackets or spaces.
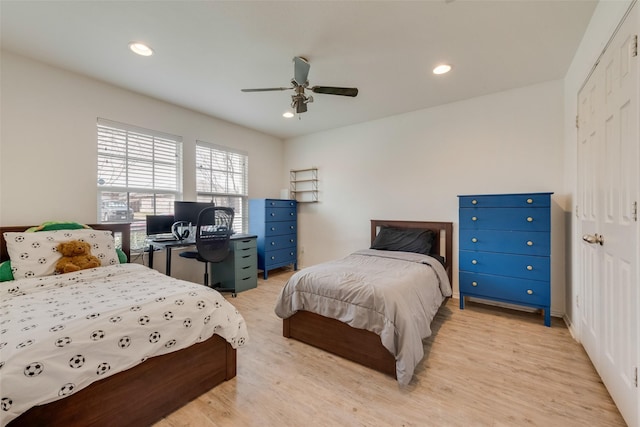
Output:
274,249,452,385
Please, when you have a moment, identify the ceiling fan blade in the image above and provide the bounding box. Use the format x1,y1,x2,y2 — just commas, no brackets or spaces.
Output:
241,87,291,92
293,56,310,85
310,86,358,97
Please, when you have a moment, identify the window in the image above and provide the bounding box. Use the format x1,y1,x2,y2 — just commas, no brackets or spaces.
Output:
196,141,248,233
97,118,182,250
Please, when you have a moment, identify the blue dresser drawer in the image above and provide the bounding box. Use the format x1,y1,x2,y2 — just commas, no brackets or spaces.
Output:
460,272,550,307
265,220,297,236
459,193,551,208
265,206,297,222
459,207,550,231
265,199,297,208
459,250,550,281
264,247,297,268
265,234,297,250
459,229,550,256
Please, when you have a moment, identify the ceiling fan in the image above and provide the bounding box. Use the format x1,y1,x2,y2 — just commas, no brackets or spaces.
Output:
241,56,359,114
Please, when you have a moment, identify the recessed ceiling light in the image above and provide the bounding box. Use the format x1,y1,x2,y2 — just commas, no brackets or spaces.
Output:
283,111,294,118
433,64,452,75
129,42,154,57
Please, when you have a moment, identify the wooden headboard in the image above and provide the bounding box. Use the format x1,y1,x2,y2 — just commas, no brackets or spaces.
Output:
370,219,453,284
0,223,131,263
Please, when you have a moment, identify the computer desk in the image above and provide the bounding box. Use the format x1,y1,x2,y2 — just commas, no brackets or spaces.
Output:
147,238,195,276
147,234,258,286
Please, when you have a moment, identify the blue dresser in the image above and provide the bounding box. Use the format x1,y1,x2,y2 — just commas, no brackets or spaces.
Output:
458,192,553,326
249,199,297,279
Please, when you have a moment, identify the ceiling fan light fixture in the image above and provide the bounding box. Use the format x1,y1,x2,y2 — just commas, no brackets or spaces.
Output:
241,56,358,115
283,111,294,118
129,42,154,57
433,64,452,75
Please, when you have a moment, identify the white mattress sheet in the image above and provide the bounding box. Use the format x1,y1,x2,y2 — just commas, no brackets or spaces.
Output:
0,263,248,426
274,249,451,386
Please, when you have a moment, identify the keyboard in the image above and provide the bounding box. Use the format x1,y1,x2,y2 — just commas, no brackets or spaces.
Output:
152,237,178,243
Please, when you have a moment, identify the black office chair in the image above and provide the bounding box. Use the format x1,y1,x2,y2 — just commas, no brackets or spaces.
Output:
179,206,236,296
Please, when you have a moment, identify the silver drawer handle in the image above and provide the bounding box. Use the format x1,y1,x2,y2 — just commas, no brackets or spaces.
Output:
472,281,478,287
527,289,533,295
471,216,478,221
471,199,478,205
270,213,276,216
527,217,533,222
527,241,533,246
471,260,477,265
270,242,275,246
271,227,276,231
526,198,533,204
271,256,276,260
526,265,533,271
471,238,478,243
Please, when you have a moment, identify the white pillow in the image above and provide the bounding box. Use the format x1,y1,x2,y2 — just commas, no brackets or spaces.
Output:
3,229,119,279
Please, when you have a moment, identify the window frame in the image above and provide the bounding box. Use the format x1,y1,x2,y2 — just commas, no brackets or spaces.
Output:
97,118,183,250
195,141,248,234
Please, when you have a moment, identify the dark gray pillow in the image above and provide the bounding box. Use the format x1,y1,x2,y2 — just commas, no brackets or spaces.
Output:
370,226,435,255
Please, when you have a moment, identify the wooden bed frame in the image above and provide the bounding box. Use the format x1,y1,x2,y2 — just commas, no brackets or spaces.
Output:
1,223,237,427
282,219,453,379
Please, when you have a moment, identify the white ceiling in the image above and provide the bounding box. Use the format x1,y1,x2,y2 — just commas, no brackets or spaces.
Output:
0,0,597,140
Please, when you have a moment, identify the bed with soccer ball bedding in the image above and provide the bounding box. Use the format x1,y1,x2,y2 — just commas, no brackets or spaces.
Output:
0,262,248,427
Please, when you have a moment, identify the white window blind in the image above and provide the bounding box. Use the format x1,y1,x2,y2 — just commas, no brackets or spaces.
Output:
97,118,183,249
196,141,248,233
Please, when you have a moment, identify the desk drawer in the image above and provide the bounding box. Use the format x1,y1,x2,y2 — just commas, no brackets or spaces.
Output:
235,259,257,277
459,207,550,231
235,273,258,293
234,250,256,267
233,238,257,251
459,194,551,208
459,229,550,256
459,250,549,281
460,272,549,306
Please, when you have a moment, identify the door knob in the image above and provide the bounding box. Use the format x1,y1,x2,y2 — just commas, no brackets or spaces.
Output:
582,233,604,245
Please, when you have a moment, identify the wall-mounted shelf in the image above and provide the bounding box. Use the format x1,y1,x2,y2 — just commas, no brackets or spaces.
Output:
290,168,318,203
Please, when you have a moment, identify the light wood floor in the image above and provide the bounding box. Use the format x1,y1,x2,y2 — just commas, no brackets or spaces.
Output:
155,268,626,427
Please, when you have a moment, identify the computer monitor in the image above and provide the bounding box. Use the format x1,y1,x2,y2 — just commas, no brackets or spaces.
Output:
145,214,175,236
173,201,215,226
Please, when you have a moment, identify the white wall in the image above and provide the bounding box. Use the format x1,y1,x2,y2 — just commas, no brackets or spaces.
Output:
0,51,284,225
562,0,634,329
284,79,567,316
0,50,285,282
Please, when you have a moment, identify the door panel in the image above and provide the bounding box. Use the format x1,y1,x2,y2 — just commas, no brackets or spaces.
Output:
577,4,638,426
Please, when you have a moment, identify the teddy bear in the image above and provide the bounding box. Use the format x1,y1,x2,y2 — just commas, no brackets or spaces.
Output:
55,240,101,274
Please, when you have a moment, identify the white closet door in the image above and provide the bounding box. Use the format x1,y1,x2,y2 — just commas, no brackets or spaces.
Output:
577,4,638,426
